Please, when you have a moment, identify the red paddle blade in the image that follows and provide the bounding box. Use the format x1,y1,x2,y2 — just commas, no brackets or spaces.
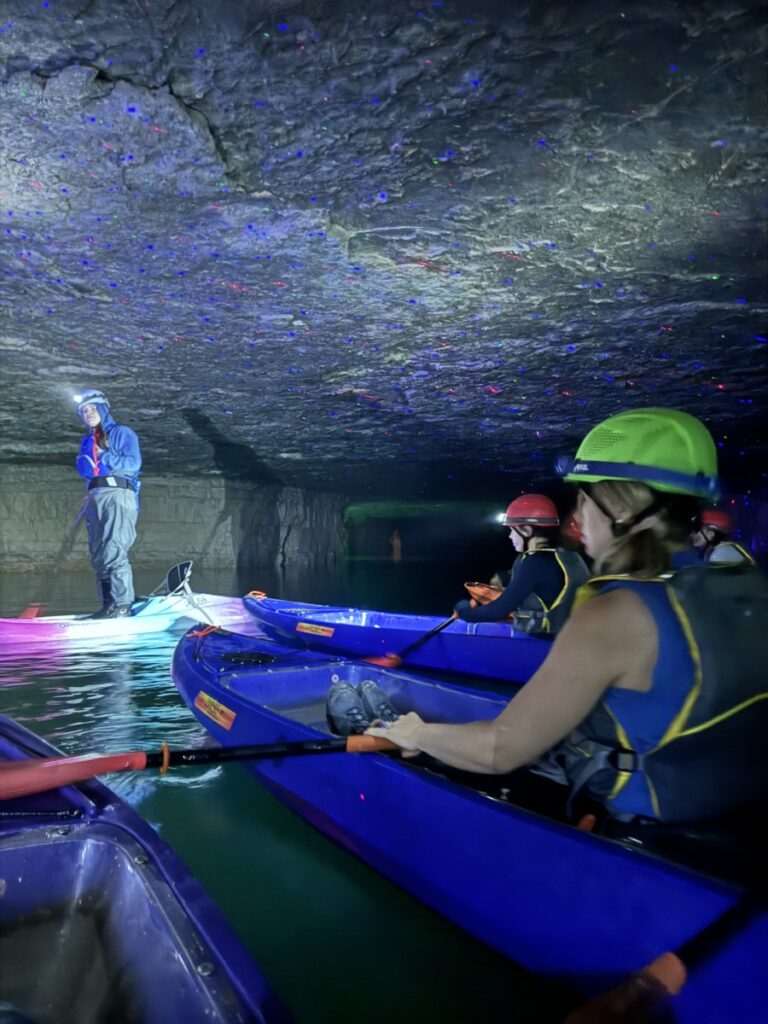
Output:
18,603,47,619
362,654,403,668
0,751,148,801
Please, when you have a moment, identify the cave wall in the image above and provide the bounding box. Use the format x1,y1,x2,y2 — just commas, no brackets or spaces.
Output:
0,465,346,571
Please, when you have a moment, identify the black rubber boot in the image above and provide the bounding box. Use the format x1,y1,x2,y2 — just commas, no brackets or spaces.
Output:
91,578,113,618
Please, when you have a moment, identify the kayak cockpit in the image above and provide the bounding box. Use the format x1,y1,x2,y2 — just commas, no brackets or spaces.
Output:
0,823,254,1024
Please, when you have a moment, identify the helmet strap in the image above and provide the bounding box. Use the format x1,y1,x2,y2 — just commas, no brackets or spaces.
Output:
510,526,532,551
583,485,668,538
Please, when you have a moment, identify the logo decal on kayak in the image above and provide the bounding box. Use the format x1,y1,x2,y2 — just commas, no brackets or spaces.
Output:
194,691,236,731
296,622,335,637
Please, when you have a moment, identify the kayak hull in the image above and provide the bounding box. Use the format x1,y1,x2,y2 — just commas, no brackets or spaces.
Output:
0,714,285,1024
243,596,550,683
0,592,260,650
172,627,768,1023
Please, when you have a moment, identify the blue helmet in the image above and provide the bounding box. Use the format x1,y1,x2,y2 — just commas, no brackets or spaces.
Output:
74,389,109,415
74,389,110,425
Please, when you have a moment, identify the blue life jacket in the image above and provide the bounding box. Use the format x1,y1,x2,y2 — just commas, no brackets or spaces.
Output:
559,562,768,823
513,548,591,636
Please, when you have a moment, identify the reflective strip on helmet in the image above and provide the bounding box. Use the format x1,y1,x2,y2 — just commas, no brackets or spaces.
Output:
556,456,720,499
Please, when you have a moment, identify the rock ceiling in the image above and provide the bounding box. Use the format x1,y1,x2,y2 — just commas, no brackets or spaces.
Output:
1,0,766,499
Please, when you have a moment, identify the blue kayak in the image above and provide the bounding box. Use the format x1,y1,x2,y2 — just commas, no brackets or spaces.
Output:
172,626,767,1023
0,714,287,1024
243,595,550,683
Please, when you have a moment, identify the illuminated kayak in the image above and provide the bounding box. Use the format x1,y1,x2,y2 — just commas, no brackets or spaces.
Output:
243,595,550,683
0,592,258,649
0,714,286,1024
0,562,260,649
173,626,767,1022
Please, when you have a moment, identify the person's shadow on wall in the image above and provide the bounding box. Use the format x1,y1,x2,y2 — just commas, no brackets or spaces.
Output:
181,408,284,571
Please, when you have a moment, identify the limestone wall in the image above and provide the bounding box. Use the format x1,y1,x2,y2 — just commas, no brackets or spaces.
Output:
0,465,346,571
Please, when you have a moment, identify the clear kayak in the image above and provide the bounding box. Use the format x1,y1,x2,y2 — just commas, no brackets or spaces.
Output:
243,594,550,683
173,626,768,1024
0,713,287,1024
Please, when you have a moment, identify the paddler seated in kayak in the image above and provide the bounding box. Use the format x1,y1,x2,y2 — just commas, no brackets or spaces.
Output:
691,507,755,566
367,408,768,829
454,494,590,637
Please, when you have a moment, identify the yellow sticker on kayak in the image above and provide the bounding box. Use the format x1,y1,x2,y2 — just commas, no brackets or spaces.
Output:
296,622,335,637
194,691,236,731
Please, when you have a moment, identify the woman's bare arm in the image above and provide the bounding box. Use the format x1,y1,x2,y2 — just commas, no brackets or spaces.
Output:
367,588,657,773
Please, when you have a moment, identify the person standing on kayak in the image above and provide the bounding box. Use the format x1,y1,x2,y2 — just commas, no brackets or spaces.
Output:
75,389,142,618
367,408,768,827
454,495,590,637
691,507,755,566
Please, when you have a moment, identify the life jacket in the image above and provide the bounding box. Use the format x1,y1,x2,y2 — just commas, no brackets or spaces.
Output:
557,563,768,823
513,548,591,636
704,540,756,566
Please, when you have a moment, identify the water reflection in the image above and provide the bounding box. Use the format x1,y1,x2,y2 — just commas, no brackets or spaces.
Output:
0,632,212,804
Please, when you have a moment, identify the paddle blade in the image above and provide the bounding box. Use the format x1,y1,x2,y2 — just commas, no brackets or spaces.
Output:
346,735,399,753
18,603,47,619
362,654,403,668
0,751,148,801
565,954,686,1023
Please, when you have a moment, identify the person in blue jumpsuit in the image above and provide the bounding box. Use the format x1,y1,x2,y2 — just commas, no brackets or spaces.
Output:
75,389,142,618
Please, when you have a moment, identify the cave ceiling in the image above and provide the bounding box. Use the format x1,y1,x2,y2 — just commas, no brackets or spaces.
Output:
1,0,766,500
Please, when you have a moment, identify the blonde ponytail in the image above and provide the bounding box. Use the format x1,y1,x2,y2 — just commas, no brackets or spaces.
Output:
590,481,700,578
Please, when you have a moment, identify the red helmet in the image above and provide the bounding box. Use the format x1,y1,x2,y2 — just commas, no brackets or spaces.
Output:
503,494,559,527
700,508,732,534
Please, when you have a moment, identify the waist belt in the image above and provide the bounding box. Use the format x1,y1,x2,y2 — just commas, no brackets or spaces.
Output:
88,476,136,492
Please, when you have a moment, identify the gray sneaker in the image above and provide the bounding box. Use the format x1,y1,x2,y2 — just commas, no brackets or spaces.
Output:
326,680,371,736
358,680,399,724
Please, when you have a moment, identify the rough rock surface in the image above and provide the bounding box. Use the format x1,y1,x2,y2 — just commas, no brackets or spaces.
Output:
1,0,766,499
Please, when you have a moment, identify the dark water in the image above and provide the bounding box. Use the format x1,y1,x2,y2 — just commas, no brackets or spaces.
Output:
0,561,572,1024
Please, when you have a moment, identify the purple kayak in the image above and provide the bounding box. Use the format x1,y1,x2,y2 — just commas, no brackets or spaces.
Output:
0,714,287,1024
172,626,768,1023
243,595,550,683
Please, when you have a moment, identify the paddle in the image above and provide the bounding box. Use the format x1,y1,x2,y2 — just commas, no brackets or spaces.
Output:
565,895,758,1023
0,735,398,802
364,612,458,669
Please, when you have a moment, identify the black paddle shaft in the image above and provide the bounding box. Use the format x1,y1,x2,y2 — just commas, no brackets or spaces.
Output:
395,615,456,659
144,737,349,769
677,897,760,970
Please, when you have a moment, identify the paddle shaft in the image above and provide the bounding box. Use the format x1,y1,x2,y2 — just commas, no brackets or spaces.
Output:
0,735,396,801
149,737,349,767
392,614,457,660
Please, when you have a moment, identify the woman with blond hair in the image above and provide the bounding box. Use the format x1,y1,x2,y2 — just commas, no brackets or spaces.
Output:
368,408,768,827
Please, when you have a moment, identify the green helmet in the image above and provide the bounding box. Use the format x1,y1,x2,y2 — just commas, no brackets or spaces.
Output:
556,408,720,499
